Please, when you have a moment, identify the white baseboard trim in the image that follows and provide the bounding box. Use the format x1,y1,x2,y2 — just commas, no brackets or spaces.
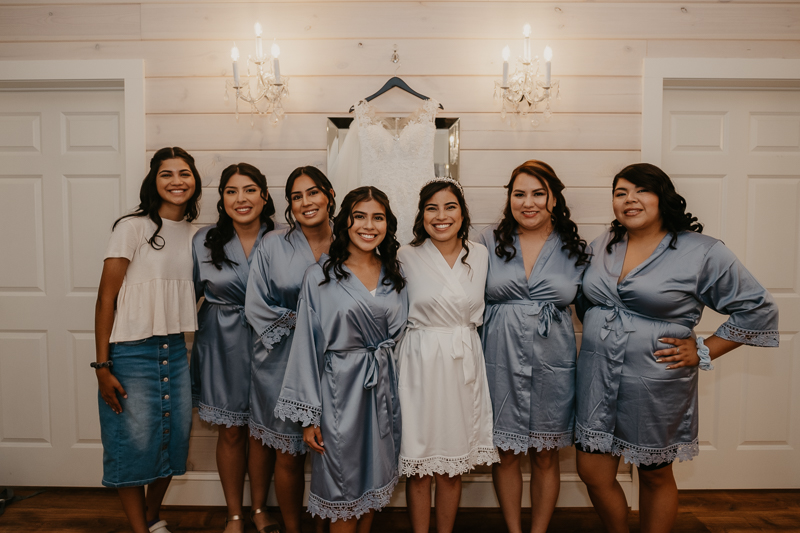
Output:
164,472,635,509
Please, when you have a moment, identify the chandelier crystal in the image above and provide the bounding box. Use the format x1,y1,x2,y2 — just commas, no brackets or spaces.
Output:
493,25,560,127
224,23,289,126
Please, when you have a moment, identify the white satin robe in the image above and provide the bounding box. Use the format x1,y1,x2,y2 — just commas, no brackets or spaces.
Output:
396,240,499,477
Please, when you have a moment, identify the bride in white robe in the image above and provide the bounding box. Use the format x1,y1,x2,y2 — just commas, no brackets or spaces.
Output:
395,178,498,533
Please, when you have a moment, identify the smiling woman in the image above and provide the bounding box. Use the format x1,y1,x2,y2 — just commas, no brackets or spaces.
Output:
274,187,407,533
190,162,278,533
93,147,202,533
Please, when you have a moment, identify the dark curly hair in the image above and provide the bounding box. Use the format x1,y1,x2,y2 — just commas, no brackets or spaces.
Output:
493,160,590,266
606,163,703,253
204,163,276,269
410,180,472,268
284,166,336,237
321,186,405,293
112,147,202,250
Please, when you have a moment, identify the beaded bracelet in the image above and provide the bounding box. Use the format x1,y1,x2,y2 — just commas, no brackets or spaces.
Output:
90,361,114,370
696,337,714,371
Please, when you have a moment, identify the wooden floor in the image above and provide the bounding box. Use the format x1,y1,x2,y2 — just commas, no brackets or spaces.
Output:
2,488,799,532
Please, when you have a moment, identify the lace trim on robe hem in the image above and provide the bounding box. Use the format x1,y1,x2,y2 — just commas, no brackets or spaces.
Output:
714,323,779,347
274,397,321,427
613,438,699,467
574,423,614,453
494,429,574,454
197,403,249,428
259,311,296,352
398,446,500,478
249,421,307,456
307,476,398,522
575,423,700,466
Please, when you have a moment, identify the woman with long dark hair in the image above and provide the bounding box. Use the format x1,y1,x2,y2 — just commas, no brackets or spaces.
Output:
275,186,407,533
191,163,277,533
575,163,779,533
397,178,499,533
94,147,202,533
245,166,336,533
478,160,589,533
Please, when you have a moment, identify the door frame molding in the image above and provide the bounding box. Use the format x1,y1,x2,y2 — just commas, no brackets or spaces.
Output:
0,59,145,207
642,58,800,165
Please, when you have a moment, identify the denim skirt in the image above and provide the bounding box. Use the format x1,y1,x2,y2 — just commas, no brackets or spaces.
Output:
99,334,192,488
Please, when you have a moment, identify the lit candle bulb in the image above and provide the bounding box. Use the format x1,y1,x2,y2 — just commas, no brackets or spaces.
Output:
231,45,240,86
271,42,281,83
543,46,553,87
523,23,531,63
502,46,510,88
255,22,263,59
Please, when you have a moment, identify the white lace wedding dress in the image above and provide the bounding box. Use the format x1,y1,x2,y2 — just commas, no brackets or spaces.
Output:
329,99,439,244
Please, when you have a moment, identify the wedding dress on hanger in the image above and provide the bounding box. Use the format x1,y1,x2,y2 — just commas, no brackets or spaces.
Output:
329,98,439,244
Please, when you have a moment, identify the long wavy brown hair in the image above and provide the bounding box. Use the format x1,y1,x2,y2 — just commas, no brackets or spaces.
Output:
493,160,590,266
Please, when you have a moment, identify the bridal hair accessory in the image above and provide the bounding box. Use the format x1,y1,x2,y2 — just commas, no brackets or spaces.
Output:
422,177,464,194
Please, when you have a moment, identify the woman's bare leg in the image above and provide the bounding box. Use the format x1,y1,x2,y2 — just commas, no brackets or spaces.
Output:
576,451,629,533
118,486,149,533
274,449,307,533
492,448,523,533
638,464,678,533
248,436,279,531
406,475,432,532
433,473,462,533
529,448,560,533
217,426,248,532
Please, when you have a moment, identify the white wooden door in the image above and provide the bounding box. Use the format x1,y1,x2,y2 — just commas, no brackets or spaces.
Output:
0,90,125,486
661,88,800,488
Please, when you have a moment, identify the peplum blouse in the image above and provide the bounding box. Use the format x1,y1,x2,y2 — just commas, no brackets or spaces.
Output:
104,216,197,343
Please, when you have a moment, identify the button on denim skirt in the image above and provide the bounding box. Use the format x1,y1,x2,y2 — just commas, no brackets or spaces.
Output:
99,333,192,488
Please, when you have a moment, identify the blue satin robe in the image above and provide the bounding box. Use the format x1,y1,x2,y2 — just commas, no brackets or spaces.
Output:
275,262,408,522
191,224,268,427
575,230,779,466
244,226,314,455
478,226,585,453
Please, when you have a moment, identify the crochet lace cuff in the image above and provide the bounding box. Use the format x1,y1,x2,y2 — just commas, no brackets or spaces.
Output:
259,311,296,352
714,323,779,347
273,397,321,427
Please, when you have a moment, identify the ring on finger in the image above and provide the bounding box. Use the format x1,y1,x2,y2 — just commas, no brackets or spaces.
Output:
676,347,680,355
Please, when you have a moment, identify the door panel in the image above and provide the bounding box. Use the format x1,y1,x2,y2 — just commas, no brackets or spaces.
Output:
662,88,800,488
0,90,125,486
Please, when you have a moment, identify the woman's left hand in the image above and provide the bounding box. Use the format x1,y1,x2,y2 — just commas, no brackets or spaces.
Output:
655,337,700,369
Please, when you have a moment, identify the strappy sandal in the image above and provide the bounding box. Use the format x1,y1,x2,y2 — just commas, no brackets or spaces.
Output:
224,514,244,532
251,507,283,533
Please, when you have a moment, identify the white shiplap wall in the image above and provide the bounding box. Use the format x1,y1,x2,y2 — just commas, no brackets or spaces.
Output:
2,0,798,503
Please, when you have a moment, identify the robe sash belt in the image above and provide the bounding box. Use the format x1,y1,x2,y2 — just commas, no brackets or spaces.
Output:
488,300,564,338
219,303,249,328
363,339,397,439
599,305,639,340
407,324,477,385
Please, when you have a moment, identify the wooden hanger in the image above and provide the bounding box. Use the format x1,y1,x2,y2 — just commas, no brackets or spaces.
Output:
349,77,445,112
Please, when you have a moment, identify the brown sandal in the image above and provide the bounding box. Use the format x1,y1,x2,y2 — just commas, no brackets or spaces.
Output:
251,507,283,533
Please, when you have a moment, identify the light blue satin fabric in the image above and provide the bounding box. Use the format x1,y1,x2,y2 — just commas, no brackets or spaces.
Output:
478,226,585,454
190,224,268,427
244,226,313,455
575,230,779,466
275,261,408,521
